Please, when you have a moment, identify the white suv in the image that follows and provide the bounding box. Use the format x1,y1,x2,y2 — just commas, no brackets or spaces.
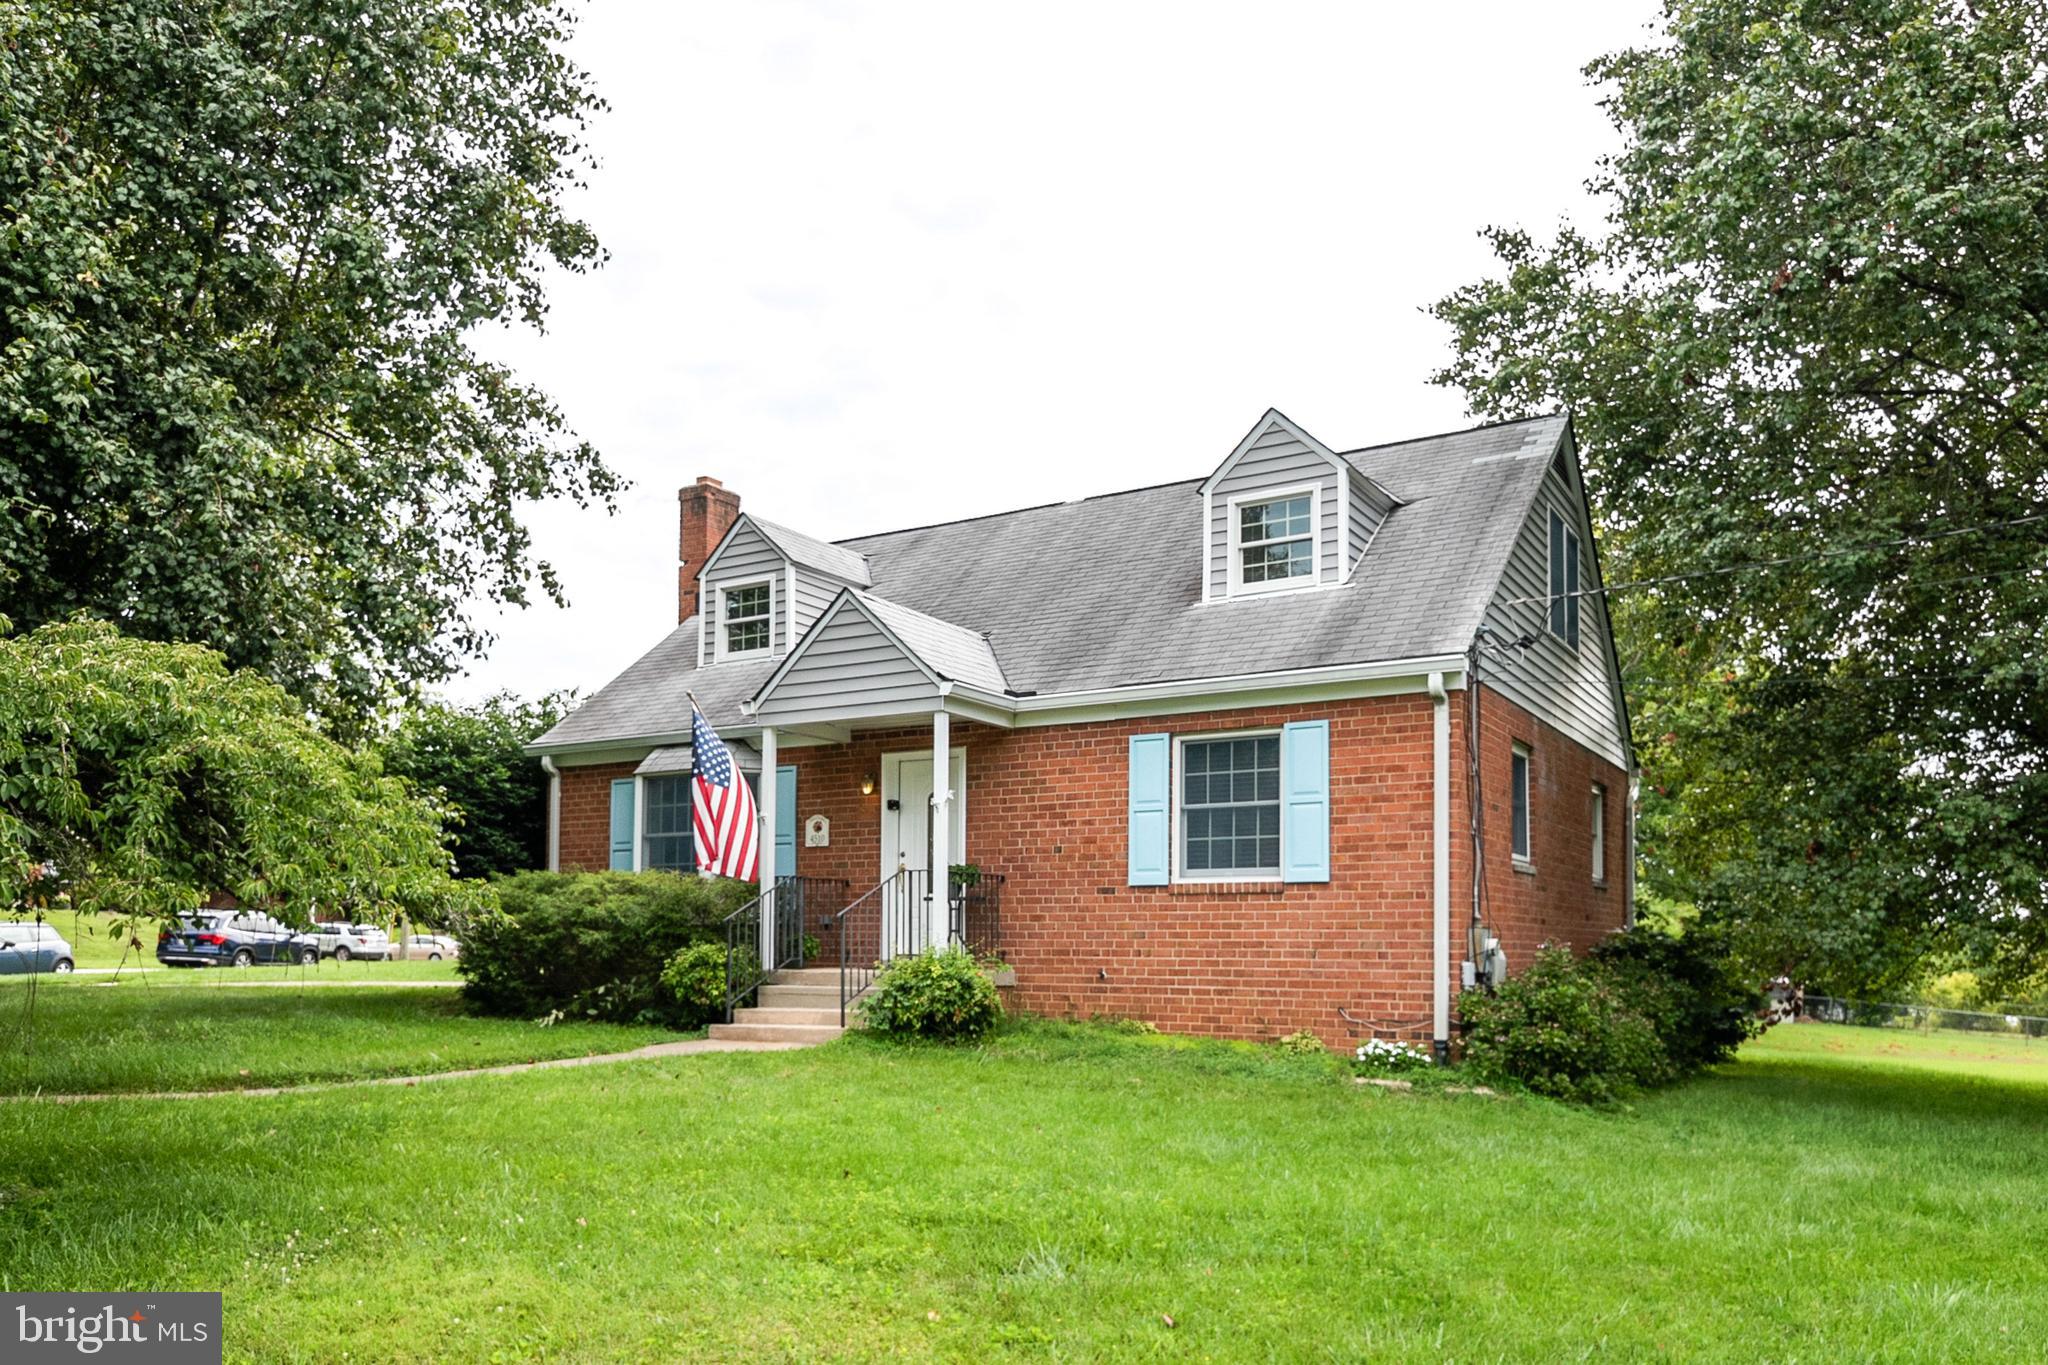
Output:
298,923,393,962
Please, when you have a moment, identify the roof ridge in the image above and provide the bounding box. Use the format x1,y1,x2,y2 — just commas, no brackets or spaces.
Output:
1335,410,1566,459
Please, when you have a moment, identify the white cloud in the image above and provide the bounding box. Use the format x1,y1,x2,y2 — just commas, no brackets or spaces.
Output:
456,0,1652,703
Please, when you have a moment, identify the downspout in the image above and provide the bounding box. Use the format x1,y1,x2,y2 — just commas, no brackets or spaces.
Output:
1428,670,1451,1063
540,755,561,873
1626,766,1641,929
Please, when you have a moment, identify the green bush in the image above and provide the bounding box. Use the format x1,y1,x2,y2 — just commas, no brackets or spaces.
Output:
660,940,755,1028
858,945,1002,1041
1461,927,1762,1103
1588,922,1762,1073
1460,945,1667,1103
454,871,756,1025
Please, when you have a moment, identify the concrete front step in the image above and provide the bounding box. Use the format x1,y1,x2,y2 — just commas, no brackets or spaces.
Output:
765,967,840,986
705,1021,844,1044
733,1006,841,1027
758,983,839,1009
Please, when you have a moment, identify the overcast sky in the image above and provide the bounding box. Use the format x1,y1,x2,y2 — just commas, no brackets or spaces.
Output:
456,0,1655,705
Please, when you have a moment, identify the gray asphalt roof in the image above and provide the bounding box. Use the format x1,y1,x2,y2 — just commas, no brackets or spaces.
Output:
854,591,1009,693
531,413,1566,751
748,515,872,586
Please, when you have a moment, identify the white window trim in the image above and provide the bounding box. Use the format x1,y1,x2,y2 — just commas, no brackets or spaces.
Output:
714,576,776,661
1591,782,1607,885
1225,484,1322,598
1170,728,1285,883
1510,742,1533,868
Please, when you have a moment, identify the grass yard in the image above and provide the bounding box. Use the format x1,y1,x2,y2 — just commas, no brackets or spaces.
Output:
0,980,679,1095
3,1008,2045,1362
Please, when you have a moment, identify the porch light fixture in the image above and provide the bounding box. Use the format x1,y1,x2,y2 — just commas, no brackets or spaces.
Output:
861,772,876,796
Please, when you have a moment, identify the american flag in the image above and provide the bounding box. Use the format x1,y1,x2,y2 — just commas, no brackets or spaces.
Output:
691,706,760,880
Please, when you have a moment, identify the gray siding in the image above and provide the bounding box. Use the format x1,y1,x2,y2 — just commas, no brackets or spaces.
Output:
1208,421,1344,594
1479,456,1629,767
702,520,789,659
753,601,941,720
1345,469,1393,576
793,568,850,642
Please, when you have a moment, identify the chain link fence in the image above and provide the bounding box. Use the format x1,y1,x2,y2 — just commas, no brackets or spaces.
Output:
1804,995,2048,1039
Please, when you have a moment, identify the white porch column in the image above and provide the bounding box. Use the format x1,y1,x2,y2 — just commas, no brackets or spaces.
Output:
758,727,777,967
929,708,951,952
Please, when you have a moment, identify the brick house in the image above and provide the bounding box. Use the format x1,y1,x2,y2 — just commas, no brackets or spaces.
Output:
529,409,1635,1052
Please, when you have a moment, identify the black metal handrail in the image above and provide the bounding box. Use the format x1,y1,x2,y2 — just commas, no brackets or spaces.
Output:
834,867,933,1027
724,875,848,1018
948,872,1004,957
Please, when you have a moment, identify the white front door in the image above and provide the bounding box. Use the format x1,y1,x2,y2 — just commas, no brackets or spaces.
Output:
881,750,966,956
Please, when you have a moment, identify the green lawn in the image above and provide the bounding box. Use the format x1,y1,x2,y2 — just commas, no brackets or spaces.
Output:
0,982,678,1095
3,1010,2045,1361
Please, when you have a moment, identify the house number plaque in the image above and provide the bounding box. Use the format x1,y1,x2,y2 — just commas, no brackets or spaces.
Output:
804,814,831,847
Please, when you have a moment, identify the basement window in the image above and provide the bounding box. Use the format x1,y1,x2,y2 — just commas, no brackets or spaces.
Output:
719,580,773,657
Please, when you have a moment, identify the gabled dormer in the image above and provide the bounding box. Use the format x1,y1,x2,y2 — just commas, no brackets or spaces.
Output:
694,508,874,667
1199,409,1400,602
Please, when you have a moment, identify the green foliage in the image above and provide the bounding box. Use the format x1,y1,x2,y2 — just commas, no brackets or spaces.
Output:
1461,947,1668,1104
380,692,573,879
0,0,620,724
0,619,482,924
1274,1029,1327,1056
857,946,1002,1041
1462,929,1762,1102
1588,923,1763,1074
1431,0,2048,994
659,940,752,1030
456,871,755,1025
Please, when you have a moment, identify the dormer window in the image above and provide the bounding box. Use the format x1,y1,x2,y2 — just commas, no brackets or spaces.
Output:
1230,489,1317,594
719,580,773,657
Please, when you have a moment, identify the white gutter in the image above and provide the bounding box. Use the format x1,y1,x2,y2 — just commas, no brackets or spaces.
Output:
1428,670,1450,1061
540,755,561,873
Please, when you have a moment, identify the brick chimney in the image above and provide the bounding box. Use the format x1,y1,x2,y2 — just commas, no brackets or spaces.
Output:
677,476,741,622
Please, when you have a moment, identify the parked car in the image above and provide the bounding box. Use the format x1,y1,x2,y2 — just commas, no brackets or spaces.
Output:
157,910,305,968
298,922,393,962
0,922,75,974
400,933,460,961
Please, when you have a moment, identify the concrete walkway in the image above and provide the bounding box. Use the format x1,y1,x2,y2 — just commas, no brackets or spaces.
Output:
6,1037,813,1106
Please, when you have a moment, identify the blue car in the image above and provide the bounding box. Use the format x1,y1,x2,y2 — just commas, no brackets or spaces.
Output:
0,922,76,975
156,910,311,968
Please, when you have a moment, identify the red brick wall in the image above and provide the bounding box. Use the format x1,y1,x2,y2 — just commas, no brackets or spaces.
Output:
557,761,638,872
1468,683,1629,977
551,686,1630,1050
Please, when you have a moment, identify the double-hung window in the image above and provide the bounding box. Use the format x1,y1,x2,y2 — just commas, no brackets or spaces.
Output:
1510,743,1532,865
642,776,695,872
1178,733,1282,877
1234,492,1315,591
1590,783,1607,883
720,581,773,657
1548,510,1581,649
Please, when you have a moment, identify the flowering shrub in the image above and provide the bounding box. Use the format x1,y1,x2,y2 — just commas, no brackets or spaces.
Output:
1354,1037,1435,1075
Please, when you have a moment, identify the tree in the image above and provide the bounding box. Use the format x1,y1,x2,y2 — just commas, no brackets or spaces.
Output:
0,618,486,924
380,691,573,879
0,1,621,728
1431,0,2048,993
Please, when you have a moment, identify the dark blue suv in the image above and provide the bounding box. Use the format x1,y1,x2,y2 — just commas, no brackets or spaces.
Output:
157,910,312,968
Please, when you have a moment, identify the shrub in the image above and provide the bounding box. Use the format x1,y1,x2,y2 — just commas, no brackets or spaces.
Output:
857,945,1001,1041
1275,1029,1326,1056
660,940,755,1028
1588,922,1762,1072
455,871,756,1025
1460,945,1668,1103
1354,1037,1434,1075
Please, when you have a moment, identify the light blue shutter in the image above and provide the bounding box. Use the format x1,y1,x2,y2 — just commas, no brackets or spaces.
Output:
1281,720,1330,883
774,764,798,879
1127,733,1170,886
608,779,636,871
